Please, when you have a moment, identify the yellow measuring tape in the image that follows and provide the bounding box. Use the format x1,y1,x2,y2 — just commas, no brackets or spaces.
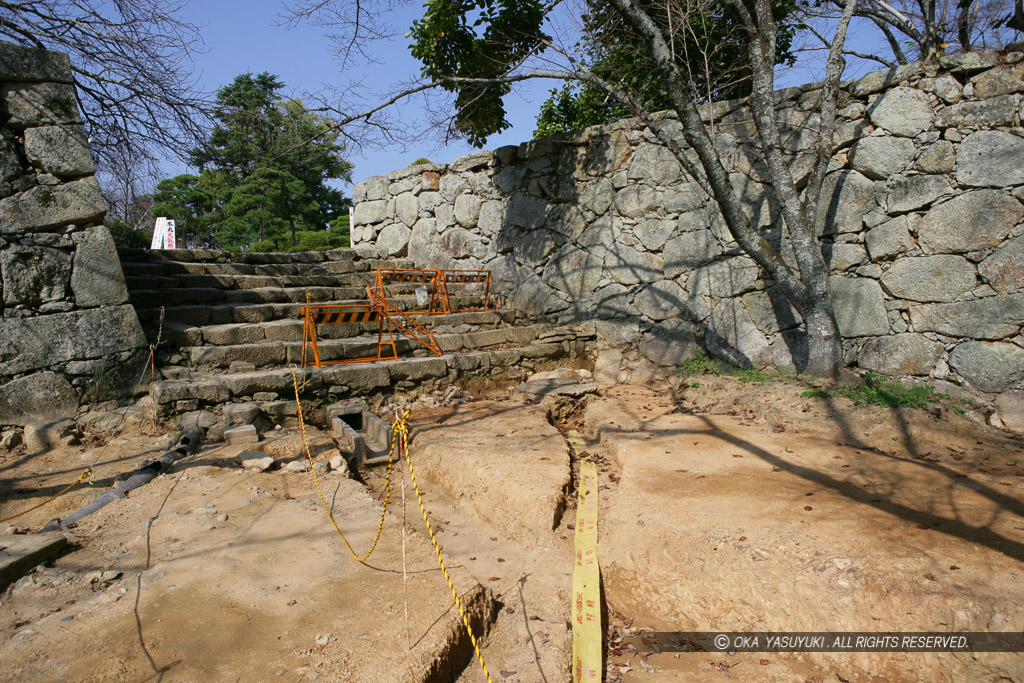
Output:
290,367,493,682
572,460,602,682
0,468,92,525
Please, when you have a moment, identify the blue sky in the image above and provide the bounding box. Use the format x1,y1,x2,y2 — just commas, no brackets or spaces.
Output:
173,2,889,193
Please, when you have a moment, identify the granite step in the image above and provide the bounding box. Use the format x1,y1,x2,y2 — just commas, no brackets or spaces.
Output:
124,272,374,291
129,285,369,308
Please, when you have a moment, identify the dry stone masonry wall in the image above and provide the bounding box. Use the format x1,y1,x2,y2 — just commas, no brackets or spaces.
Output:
352,49,1024,414
0,41,147,426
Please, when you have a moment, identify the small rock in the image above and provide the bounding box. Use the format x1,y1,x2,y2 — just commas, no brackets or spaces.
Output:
1,525,18,535
287,461,307,473
237,451,275,472
329,455,345,470
0,430,23,450
315,633,333,646
314,461,330,475
99,570,122,582
84,570,102,583
216,514,229,523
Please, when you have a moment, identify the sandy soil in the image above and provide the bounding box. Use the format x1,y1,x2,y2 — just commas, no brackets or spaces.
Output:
2,370,1023,682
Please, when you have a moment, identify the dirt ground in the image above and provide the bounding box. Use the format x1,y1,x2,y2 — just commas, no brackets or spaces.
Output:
2,370,1023,682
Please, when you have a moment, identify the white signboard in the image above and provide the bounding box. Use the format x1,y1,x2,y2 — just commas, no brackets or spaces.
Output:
151,217,176,250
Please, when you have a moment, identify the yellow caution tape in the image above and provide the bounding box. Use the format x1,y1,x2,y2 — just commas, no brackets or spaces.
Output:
572,460,602,682
0,468,92,524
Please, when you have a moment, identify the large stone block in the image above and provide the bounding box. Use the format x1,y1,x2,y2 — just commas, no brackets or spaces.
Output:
407,218,435,264
388,357,448,381
506,192,548,229
970,63,1024,98
613,184,658,219
639,318,699,366
706,299,772,369
689,256,759,297
936,95,1017,129
994,391,1024,433
848,135,916,179
578,214,622,261
909,294,1024,339
395,192,418,227
320,364,390,390
978,235,1024,293
477,200,503,235
542,243,603,296
0,176,106,233
1,82,79,127
152,379,231,405
0,42,74,82
438,227,487,259
741,288,802,334
949,341,1024,393
604,246,663,286
886,175,952,214
880,255,976,303
634,218,675,252
627,143,682,185
858,334,945,376
956,131,1024,187
579,177,614,216
353,199,386,226
594,283,638,319
513,229,559,266
24,125,95,177
71,225,129,307
634,279,690,320
817,170,875,235
663,229,721,278
866,86,934,137
865,216,914,261
0,304,146,376
919,190,1023,254
507,267,564,317
0,371,78,426
829,276,889,337
0,245,70,306
375,223,411,258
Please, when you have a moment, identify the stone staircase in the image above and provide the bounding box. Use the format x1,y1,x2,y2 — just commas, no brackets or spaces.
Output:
116,248,593,428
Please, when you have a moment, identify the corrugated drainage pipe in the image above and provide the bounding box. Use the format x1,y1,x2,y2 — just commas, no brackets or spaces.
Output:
38,428,203,533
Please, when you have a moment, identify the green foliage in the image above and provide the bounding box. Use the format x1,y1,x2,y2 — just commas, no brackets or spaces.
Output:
800,388,830,399
106,218,149,248
154,72,353,251
412,157,433,165
535,1,801,135
674,349,727,377
252,229,348,253
411,0,549,146
834,371,944,409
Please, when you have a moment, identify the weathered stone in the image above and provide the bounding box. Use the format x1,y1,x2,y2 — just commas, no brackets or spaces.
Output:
828,242,868,271
859,334,945,376
850,63,924,97
395,192,418,227
865,216,914,261
375,223,412,258
926,74,963,103
979,235,1024,293
632,280,687,320
438,227,487,259
578,177,614,217
579,214,621,261
153,380,231,405
320,364,390,390
919,190,1023,254
634,218,675,252
949,342,1024,393
909,294,1024,339
970,63,1024,98
352,200,386,226
594,283,639,318
593,349,622,384
829,276,889,337
224,403,261,426
741,288,802,334
0,42,74,82
689,256,759,297
0,305,144,376
545,204,586,237
542,243,603,295
1,82,79,127
627,144,681,185
663,229,721,278
389,357,447,381
0,372,78,426
364,176,389,201
513,229,559,265
0,245,70,306
866,86,934,137
477,200,503,235
177,410,218,430
508,267,563,317
605,247,662,286
407,218,435,263
662,182,704,214
771,330,809,371
595,318,640,347
237,451,274,472
613,184,658,219
914,140,955,174
24,125,94,177
848,135,916,179
881,255,976,303
418,190,442,215
936,95,1017,129
956,131,1024,187
939,51,998,73
817,170,875,235
886,175,952,214
706,299,772,369
994,391,1024,433
0,176,105,233
71,225,129,307
640,318,699,366
506,193,548,229
224,424,259,445
453,194,481,228
449,150,492,172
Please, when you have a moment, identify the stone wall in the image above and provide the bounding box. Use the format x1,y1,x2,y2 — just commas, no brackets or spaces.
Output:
351,50,1024,416
0,41,146,426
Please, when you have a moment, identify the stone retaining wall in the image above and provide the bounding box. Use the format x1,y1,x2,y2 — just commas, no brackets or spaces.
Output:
0,41,146,425
351,50,1024,421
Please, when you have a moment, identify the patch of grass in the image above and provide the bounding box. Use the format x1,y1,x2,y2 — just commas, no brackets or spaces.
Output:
800,388,830,399
834,371,942,409
726,367,771,383
674,349,732,377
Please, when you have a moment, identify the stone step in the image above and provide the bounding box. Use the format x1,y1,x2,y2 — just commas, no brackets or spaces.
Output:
137,295,502,327
120,258,395,278
129,285,369,308
175,324,550,369
151,340,573,405
125,272,374,291
153,310,517,348
118,247,376,265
